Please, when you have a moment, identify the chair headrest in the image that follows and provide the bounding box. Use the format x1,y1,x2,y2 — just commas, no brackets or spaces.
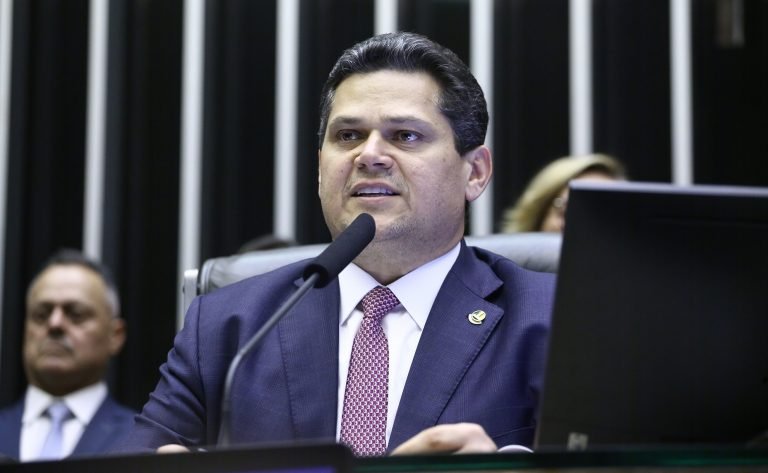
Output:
199,232,561,296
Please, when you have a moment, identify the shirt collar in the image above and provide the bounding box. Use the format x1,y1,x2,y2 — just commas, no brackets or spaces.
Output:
338,243,461,329
23,382,108,424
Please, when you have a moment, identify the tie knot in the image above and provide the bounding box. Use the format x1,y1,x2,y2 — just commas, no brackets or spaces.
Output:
361,286,399,322
46,402,72,424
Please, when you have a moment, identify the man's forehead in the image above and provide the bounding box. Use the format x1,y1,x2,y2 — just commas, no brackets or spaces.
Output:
334,70,440,99
329,71,443,121
36,264,100,282
28,265,105,301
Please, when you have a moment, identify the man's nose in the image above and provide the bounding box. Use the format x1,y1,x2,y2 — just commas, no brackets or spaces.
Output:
355,132,393,170
47,307,66,329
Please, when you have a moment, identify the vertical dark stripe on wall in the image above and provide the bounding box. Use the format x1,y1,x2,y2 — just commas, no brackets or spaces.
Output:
592,0,671,182
295,0,374,244
492,0,570,230
0,0,32,406
200,0,278,260
24,0,88,253
109,0,183,409
101,0,128,275
692,0,768,185
100,0,129,396
1,0,89,405
399,0,471,63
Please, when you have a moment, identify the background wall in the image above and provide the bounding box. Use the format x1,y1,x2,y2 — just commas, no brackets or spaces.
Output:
0,0,765,410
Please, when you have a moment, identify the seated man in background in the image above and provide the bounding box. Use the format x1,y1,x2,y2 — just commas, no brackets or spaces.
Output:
123,31,554,456
0,250,134,461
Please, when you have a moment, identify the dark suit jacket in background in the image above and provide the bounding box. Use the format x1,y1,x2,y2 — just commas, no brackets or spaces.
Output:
0,395,135,460
121,241,555,452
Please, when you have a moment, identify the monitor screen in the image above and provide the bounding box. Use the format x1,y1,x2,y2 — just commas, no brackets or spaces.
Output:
535,181,768,450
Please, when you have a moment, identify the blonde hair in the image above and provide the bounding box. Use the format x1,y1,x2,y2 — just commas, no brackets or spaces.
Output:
501,154,626,232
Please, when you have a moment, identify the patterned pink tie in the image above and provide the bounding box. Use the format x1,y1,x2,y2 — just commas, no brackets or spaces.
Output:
340,286,400,456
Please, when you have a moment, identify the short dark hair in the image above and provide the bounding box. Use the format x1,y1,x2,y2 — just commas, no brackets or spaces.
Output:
317,32,488,155
31,249,121,317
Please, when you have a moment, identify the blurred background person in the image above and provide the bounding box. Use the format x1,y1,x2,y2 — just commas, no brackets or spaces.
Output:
501,154,626,233
0,250,134,461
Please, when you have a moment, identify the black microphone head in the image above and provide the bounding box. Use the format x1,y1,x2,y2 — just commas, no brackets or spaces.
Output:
303,213,376,287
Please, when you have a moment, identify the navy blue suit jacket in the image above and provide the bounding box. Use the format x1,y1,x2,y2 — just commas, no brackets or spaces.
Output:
0,394,135,460
123,242,554,452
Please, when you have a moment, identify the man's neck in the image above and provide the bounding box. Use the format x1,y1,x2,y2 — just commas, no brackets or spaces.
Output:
354,237,463,284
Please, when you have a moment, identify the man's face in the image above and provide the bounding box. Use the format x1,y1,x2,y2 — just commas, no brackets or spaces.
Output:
318,70,488,255
23,265,125,396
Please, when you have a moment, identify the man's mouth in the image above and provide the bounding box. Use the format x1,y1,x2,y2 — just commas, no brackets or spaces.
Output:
38,340,72,355
352,186,398,197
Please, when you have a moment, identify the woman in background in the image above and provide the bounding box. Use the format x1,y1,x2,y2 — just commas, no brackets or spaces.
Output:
501,154,626,233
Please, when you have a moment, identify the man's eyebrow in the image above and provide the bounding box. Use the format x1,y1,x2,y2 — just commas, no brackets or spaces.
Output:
382,114,429,125
327,116,361,128
31,299,90,307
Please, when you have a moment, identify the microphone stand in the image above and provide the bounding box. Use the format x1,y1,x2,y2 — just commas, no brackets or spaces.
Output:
215,212,374,448
217,272,320,447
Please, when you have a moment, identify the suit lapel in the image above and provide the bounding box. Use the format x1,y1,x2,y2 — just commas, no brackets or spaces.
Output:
389,243,503,448
0,401,23,459
72,398,120,455
278,278,340,440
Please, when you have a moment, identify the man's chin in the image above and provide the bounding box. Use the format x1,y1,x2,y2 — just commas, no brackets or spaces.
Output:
370,216,410,240
34,361,77,379
33,369,87,395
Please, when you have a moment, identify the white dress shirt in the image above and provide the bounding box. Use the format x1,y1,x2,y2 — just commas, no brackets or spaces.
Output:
20,382,108,461
335,243,460,444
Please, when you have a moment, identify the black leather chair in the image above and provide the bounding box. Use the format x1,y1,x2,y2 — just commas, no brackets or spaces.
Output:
180,232,561,323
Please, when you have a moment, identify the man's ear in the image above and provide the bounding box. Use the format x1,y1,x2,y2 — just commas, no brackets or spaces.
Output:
109,318,127,356
464,145,493,202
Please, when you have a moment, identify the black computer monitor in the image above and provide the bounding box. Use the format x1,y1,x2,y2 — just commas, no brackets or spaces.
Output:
535,181,768,450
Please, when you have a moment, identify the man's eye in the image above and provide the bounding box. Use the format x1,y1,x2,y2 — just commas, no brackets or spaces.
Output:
337,130,361,141
395,130,420,142
29,308,51,323
65,306,91,323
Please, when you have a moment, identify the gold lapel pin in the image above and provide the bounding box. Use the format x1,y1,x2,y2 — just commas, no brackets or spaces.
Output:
468,310,486,325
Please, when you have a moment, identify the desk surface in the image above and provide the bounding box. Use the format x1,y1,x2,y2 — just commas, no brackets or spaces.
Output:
1,444,767,473
358,447,768,473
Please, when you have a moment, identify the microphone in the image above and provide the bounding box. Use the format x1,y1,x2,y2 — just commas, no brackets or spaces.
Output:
303,213,375,287
217,213,376,446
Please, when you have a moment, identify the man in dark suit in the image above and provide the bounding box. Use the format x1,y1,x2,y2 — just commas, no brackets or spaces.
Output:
0,250,134,461
124,32,554,456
